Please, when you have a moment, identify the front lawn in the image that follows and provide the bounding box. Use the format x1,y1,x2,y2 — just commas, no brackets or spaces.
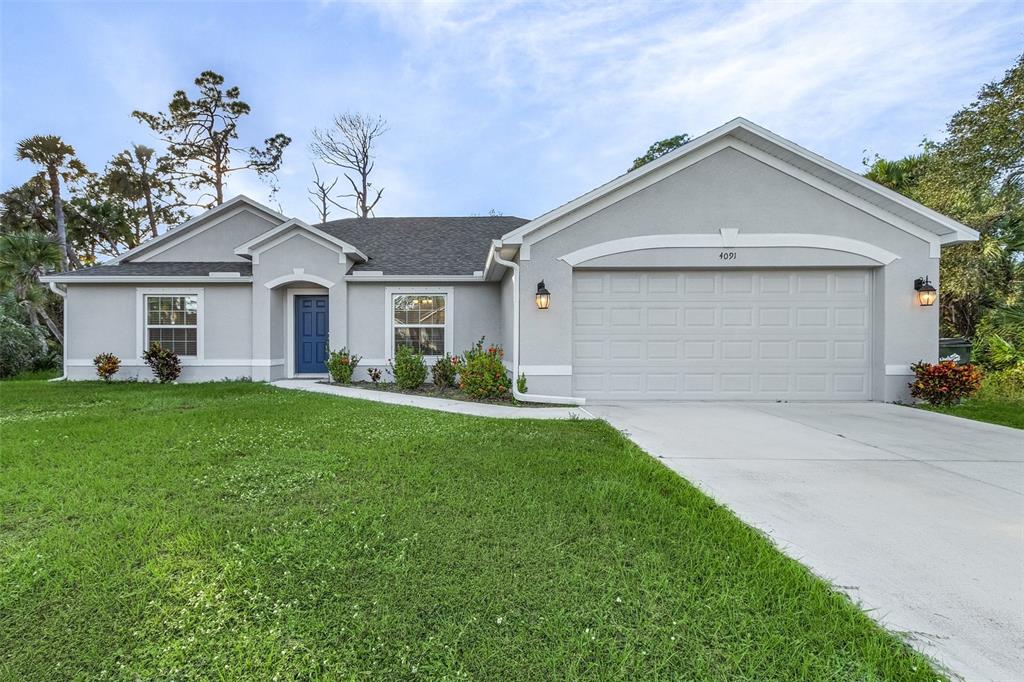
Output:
917,398,1024,429
0,380,942,680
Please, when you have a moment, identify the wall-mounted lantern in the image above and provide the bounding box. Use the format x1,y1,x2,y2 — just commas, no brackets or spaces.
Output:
914,277,937,306
535,281,551,310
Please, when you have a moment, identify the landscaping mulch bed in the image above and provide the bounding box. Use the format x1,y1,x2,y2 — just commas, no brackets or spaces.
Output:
319,380,567,407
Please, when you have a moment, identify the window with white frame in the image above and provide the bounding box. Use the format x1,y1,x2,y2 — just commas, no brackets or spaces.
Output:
145,294,198,356
392,293,447,356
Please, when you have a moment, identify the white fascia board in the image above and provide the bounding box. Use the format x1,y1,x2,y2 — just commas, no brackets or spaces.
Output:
235,219,368,262
732,119,979,242
500,120,746,244
41,274,253,282
114,195,290,263
500,117,978,246
344,274,486,283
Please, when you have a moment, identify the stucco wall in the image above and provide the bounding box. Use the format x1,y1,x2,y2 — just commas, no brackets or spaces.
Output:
249,232,350,380
63,283,253,381
139,208,280,263
515,144,939,401
346,281,502,380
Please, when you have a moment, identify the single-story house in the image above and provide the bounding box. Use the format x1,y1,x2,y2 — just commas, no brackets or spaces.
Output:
42,118,978,403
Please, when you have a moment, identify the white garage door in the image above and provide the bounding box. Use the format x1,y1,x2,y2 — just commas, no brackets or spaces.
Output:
572,269,873,400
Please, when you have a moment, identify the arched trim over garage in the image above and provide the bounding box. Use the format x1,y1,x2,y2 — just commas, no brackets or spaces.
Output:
558,232,900,267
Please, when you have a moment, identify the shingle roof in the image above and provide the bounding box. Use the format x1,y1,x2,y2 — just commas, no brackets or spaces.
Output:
317,216,530,275
53,261,252,277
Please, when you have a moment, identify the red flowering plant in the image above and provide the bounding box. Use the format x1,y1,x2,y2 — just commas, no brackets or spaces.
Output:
460,337,511,399
909,360,982,406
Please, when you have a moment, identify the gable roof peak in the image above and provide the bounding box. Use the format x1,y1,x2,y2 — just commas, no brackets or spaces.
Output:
500,117,978,246
115,194,290,263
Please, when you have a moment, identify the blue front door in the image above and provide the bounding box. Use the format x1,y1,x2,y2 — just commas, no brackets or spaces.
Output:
295,295,329,373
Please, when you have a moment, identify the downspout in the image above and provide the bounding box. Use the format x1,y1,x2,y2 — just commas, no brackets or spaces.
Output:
47,281,68,381
491,241,586,406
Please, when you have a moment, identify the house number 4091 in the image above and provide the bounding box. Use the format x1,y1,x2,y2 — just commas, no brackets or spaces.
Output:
718,251,737,260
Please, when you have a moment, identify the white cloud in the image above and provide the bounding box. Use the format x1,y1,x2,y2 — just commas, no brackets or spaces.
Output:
348,0,1021,211
4,0,1019,223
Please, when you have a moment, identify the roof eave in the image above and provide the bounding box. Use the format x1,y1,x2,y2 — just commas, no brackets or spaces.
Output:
501,117,979,245
113,195,290,263
40,275,254,284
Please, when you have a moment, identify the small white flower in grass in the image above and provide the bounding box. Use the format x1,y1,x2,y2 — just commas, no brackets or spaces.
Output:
615,596,622,603
496,616,503,624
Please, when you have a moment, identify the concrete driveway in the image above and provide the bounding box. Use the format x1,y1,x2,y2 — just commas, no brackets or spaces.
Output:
587,401,1024,681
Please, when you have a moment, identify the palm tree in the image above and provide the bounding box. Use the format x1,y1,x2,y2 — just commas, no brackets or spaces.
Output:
863,154,930,193
15,135,87,271
0,230,63,347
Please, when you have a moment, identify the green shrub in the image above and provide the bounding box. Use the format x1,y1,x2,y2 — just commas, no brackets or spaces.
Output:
975,367,1024,402
431,354,462,388
973,332,1024,372
909,360,983,406
0,315,45,379
460,340,511,400
390,346,426,390
517,372,527,393
327,347,361,384
142,343,181,383
972,311,1024,371
93,353,121,382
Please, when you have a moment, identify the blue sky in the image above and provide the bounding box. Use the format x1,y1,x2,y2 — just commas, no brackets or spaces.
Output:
2,1,1021,224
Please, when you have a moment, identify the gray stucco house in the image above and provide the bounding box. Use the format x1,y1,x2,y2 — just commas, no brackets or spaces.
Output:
43,118,977,403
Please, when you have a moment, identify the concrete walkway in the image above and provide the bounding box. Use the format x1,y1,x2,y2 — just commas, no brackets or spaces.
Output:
587,401,1024,682
271,380,595,420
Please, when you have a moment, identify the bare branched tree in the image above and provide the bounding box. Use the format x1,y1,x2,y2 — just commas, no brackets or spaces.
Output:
307,164,339,224
309,113,387,218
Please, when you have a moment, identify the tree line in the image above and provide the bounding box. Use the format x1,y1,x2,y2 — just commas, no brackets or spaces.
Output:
0,69,388,369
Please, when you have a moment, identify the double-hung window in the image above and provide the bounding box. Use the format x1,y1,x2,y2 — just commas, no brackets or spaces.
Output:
391,292,448,356
145,294,199,356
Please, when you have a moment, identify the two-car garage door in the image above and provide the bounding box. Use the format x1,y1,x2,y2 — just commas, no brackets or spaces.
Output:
572,269,873,400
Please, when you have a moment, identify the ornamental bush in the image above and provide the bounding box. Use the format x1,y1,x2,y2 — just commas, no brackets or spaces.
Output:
93,353,121,382
142,342,182,383
390,346,426,390
327,347,361,384
0,315,45,378
909,360,982,406
975,366,1024,402
367,367,383,384
460,339,511,400
431,354,462,389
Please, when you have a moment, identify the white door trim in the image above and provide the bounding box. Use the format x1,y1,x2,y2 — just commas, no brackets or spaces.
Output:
287,287,330,379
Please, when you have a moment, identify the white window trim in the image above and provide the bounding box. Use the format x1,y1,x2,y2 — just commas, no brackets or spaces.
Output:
136,287,205,362
286,287,331,379
384,286,454,362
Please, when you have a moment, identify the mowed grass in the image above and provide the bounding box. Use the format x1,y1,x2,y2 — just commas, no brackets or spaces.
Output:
918,398,1024,429
0,381,942,681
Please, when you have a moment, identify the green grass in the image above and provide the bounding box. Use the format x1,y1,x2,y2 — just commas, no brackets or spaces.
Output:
0,380,942,681
917,398,1024,429
5,368,61,381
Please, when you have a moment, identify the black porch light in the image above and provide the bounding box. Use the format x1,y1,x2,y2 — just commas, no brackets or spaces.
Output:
535,281,551,310
914,277,937,306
